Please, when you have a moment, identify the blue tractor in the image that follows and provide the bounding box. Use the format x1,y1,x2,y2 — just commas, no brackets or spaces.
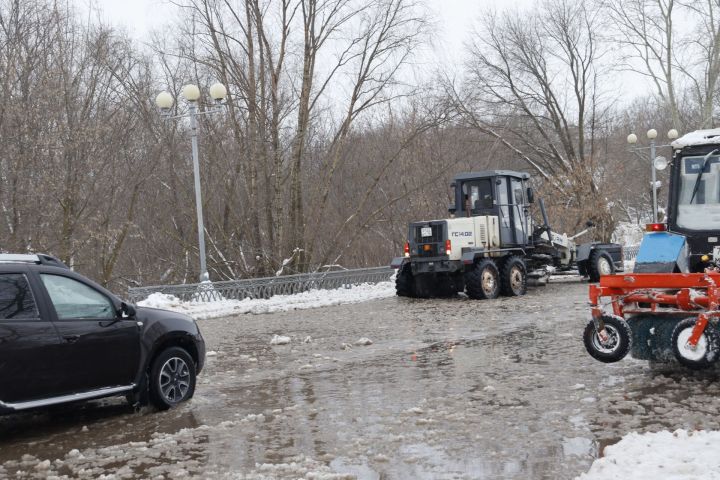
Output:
584,129,720,368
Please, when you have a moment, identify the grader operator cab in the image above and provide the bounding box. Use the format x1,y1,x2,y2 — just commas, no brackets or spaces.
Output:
390,170,623,299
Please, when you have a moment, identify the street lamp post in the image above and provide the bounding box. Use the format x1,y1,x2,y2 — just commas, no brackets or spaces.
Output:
627,128,679,223
155,83,227,283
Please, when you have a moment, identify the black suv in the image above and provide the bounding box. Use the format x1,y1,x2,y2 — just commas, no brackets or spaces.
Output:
0,254,205,414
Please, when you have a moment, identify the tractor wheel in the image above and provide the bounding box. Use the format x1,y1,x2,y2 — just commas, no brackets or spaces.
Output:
583,314,631,363
500,256,527,296
395,263,416,298
588,249,614,283
671,318,720,370
464,258,500,300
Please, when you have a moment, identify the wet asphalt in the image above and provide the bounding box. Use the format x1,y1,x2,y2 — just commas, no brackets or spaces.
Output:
2,279,720,479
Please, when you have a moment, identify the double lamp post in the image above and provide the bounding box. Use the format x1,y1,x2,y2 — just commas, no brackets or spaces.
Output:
155,83,227,283
626,128,679,224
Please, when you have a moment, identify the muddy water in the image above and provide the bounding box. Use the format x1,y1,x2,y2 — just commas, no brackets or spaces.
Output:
2,281,720,479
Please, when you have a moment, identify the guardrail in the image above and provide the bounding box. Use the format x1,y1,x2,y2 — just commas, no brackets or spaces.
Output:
624,245,640,262
129,245,642,304
128,266,395,303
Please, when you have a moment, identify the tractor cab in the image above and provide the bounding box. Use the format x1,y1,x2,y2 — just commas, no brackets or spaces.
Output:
585,129,720,368
449,171,533,247
666,130,720,271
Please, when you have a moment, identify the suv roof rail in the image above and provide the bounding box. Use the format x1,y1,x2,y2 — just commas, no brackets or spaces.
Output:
0,253,70,269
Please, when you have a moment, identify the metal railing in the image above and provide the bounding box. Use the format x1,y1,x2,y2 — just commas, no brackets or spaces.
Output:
129,245,642,304
128,266,395,303
624,245,640,262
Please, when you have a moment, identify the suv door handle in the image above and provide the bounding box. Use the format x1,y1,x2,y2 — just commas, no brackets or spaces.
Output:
62,334,80,343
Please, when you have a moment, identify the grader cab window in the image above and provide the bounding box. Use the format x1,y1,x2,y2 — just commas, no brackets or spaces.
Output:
462,179,493,213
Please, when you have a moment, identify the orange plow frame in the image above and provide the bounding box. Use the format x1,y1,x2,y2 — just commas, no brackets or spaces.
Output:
589,273,720,348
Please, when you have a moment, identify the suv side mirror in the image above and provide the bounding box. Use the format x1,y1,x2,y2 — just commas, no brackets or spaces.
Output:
121,302,136,318
526,187,535,203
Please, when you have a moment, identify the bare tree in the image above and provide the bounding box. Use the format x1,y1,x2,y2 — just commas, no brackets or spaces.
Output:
606,0,720,128
303,0,430,266
163,0,429,273
606,0,682,127
453,0,615,236
680,0,720,127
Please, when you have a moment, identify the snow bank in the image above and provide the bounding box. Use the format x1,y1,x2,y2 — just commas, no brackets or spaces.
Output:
578,429,720,480
612,221,645,247
138,281,395,319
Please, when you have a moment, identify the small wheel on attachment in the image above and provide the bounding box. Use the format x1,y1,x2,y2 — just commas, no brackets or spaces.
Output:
671,317,720,370
583,314,632,363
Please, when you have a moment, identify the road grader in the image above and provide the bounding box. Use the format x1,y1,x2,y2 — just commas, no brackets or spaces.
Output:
390,170,622,299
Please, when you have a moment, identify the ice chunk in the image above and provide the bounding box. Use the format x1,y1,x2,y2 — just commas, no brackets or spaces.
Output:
270,335,291,345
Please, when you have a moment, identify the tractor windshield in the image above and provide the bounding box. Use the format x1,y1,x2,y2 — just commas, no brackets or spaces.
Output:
676,154,720,230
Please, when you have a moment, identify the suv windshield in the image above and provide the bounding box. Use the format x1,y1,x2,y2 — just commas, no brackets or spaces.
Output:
677,154,720,230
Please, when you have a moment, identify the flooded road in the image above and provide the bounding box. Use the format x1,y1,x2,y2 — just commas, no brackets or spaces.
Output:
2,280,720,479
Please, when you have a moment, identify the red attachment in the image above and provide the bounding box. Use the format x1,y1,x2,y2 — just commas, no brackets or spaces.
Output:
688,314,710,347
589,273,720,345
646,223,667,232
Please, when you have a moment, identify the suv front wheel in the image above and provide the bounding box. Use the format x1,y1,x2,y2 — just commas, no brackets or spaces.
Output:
149,347,197,410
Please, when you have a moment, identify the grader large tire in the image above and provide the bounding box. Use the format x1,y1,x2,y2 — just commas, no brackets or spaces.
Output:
588,249,614,283
464,258,500,300
413,274,457,298
396,263,417,298
430,276,458,298
500,256,527,297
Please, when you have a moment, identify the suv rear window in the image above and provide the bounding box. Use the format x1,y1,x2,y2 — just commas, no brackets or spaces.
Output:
0,273,39,320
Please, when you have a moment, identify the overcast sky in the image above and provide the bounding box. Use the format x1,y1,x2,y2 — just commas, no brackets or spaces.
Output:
76,0,657,101
77,0,531,59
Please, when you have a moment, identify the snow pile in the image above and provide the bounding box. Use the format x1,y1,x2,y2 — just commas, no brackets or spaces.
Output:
138,281,395,319
578,429,720,480
612,221,645,247
192,280,223,301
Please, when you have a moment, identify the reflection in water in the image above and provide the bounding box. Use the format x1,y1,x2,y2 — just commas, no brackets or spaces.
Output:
190,317,583,478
